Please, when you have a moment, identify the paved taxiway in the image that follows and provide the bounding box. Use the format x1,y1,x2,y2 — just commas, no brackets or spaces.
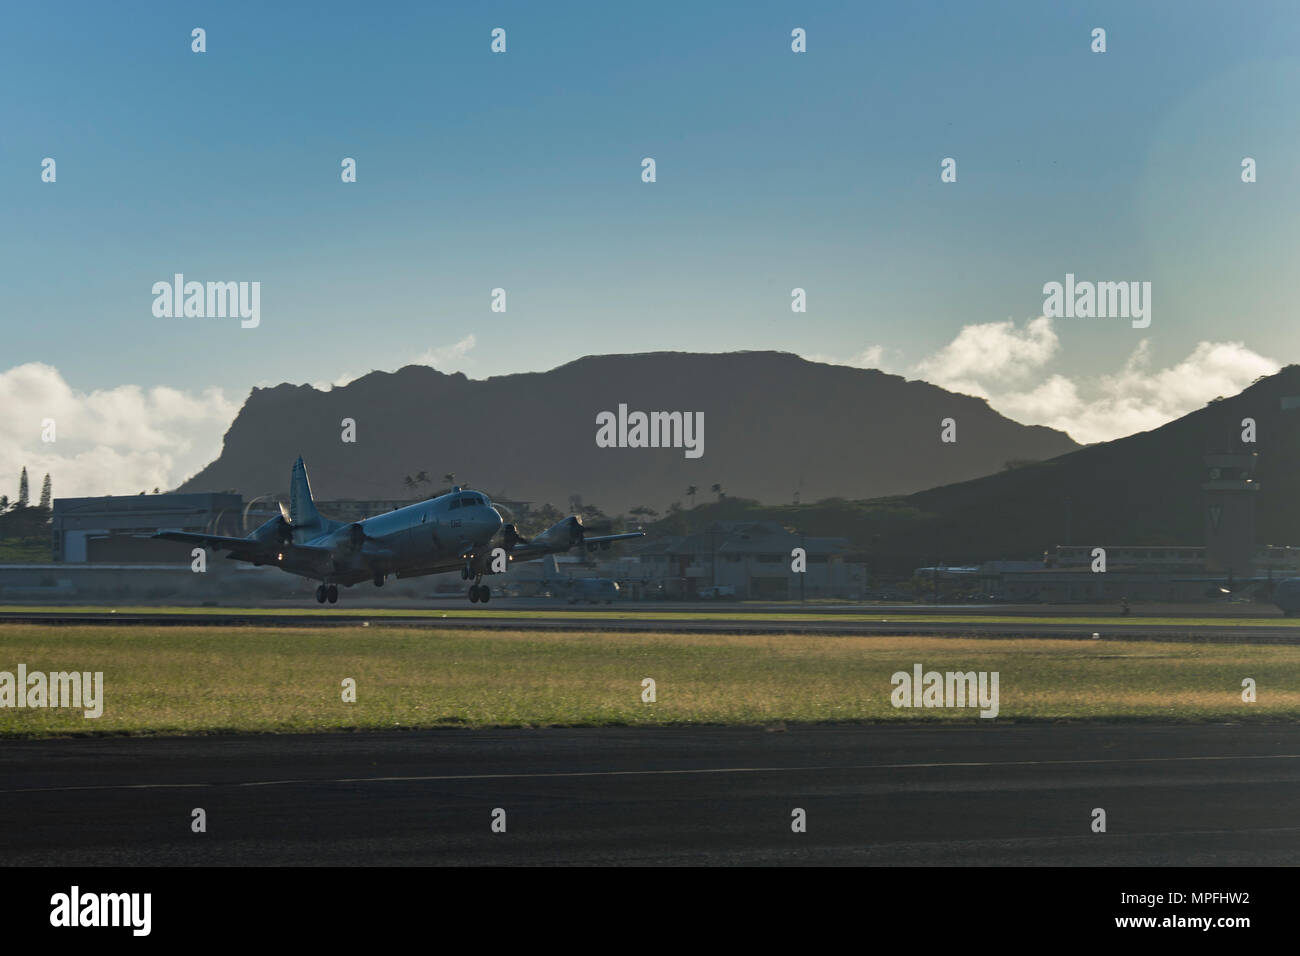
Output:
2,724,1297,865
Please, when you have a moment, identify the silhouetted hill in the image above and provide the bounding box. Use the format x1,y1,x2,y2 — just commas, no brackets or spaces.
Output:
898,366,1299,560
642,366,1300,576
178,351,1078,513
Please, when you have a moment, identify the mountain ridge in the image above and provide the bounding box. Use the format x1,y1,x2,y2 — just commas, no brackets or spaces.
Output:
179,350,1081,513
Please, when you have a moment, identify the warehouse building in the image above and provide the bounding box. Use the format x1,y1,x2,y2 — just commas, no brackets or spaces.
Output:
628,520,865,599
51,493,244,563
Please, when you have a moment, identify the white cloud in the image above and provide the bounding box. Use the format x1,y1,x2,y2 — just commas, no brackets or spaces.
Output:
801,344,889,370
320,369,362,389
841,345,885,369
913,316,1058,389
0,363,240,499
910,318,1278,444
317,335,480,389
807,317,1278,444
416,334,477,372
1034,339,1277,443
0,335,484,501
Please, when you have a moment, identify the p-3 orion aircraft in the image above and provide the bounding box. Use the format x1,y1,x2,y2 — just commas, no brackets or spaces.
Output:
153,457,644,605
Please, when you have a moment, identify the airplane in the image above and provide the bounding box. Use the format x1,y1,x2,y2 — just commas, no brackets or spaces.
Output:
152,456,644,604
525,555,622,604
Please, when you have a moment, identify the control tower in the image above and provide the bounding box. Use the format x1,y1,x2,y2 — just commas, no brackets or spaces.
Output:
1202,452,1258,577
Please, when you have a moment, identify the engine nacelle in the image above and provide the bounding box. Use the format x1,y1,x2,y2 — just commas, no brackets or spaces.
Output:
543,515,584,548
248,514,292,546
502,523,529,551
515,516,585,553
562,515,584,546
348,522,366,550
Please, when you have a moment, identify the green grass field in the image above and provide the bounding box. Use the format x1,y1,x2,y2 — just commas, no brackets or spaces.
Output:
1,623,1296,737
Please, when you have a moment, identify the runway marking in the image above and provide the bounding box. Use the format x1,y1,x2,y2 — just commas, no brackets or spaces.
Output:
322,751,1300,785
2,752,1298,795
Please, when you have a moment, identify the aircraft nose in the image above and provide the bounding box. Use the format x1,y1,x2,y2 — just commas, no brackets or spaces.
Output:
489,507,504,535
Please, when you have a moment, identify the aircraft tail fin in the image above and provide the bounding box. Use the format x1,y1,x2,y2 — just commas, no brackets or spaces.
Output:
289,456,323,530
542,554,560,580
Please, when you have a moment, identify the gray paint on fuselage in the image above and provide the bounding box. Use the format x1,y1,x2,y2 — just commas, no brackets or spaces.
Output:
386,495,495,565
305,492,502,571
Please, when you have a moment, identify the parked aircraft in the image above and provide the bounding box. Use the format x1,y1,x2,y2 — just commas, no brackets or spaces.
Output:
153,457,643,604
526,555,621,604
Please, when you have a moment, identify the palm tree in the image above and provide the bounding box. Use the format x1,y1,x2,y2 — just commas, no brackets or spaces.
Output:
686,485,697,508
403,475,416,492
415,470,430,487
711,482,724,501
443,472,455,488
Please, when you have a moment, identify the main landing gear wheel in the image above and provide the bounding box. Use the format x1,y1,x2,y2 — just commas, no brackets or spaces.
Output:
468,584,491,603
327,584,338,604
316,585,326,604
374,573,384,587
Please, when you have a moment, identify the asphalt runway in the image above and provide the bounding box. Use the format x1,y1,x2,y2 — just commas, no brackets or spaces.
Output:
3,607,1299,643
13,598,1276,615
1,724,1297,866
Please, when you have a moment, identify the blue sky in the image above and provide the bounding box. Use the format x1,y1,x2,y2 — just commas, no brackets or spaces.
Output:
2,1,1299,494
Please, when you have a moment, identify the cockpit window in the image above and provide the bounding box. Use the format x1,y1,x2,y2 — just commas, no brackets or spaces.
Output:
460,494,482,507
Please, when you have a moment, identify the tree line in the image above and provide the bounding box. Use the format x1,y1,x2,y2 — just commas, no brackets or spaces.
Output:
0,467,53,539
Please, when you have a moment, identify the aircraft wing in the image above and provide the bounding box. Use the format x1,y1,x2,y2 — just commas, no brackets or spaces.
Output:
583,532,646,545
151,530,332,560
505,530,645,560
154,530,271,551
